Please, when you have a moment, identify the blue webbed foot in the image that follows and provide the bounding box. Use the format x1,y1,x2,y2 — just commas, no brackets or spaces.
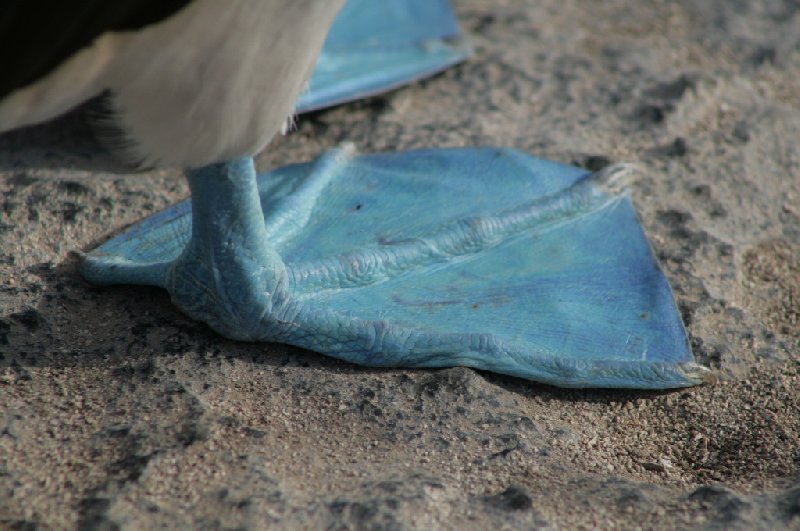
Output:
81,147,711,389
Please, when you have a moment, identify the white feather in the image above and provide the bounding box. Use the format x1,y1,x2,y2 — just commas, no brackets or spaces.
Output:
0,0,345,168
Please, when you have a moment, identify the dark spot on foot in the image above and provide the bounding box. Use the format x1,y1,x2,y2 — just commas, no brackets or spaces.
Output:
573,154,612,172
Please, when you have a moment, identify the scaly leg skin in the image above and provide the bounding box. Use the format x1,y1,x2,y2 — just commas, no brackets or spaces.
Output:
165,158,291,341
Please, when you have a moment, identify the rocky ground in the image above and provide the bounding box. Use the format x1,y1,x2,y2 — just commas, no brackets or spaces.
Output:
1,0,799,528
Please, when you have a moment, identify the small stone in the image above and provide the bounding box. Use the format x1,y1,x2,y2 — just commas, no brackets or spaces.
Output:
641,462,666,473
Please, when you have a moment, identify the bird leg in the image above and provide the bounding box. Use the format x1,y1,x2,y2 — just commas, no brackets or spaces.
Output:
165,157,291,341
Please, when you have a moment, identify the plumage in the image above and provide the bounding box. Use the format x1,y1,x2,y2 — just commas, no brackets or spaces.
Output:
0,0,191,99
0,0,345,167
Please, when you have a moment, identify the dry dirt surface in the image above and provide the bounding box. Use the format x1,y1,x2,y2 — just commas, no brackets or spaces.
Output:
1,0,799,529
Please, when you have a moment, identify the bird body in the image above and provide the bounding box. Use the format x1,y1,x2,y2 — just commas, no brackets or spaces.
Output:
0,0,345,167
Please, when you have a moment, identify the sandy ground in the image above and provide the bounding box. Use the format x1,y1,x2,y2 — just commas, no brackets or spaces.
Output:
1,0,799,529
